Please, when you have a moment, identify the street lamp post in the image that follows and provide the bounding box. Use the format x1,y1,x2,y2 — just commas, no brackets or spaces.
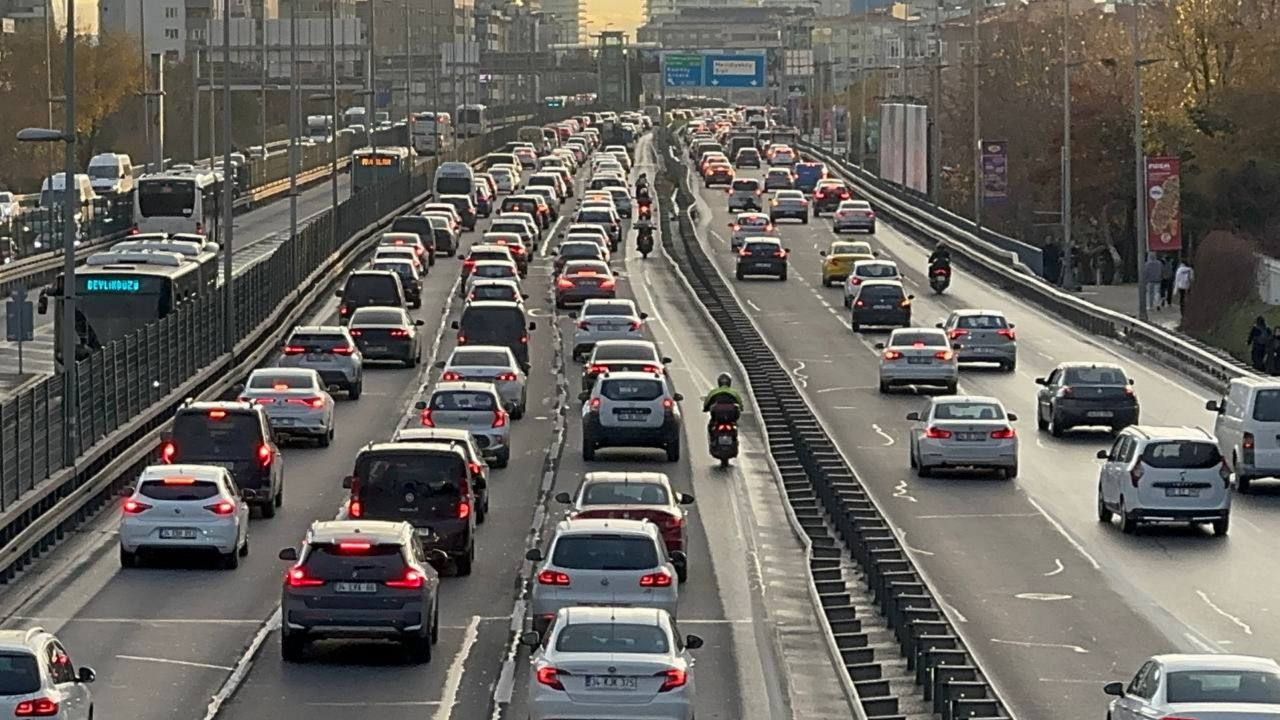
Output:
405,0,412,194
328,0,339,220
289,0,300,241
971,0,982,228
1061,0,1076,290
1131,0,1148,321
222,0,234,352
858,0,869,167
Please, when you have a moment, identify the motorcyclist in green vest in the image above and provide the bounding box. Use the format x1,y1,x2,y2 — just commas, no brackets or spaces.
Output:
703,373,744,428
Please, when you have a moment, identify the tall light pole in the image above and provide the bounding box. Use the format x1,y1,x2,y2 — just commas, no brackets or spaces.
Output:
971,0,982,227
365,0,375,150
1061,0,1076,289
289,0,299,241
222,0,235,352
404,0,413,192
857,0,869,167
329,0,339,218
140,0,151,169
260,8,268,152
43,0,54,181
1131,0,1148,321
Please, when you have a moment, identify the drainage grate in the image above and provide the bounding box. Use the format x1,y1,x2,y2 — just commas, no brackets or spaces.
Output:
656,130,1015,720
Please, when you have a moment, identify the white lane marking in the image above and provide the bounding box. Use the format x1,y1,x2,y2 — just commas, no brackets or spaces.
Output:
1038,677,1112,685
791,359,808,389
938,598,969,623
309,701,441,707
8,617,263,625
916,512,1040,520
201,608,280,720
117,655,234,671
990,638,1089,654
1044,558,1065,577
893,481,918,503
433,615,482,720
1196,590,1253,636
815,386,868,394
906,545,934,556
746,299,763,312
1024,496,1102,570
1015,592,1072,601
871,424,894,446
1184,632,1221,653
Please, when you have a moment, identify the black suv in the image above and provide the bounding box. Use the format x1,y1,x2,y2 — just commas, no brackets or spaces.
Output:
344,442,477,575
162,400,284,516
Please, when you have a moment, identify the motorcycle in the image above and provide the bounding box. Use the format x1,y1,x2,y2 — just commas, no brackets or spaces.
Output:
708,423,739,468
637,226,655,257
929,265,951,294
637,201,653,221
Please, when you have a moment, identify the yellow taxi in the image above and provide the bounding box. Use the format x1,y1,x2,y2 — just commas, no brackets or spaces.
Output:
819,240,877,286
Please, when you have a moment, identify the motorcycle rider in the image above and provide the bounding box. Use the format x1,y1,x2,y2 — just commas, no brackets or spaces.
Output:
703,373,744,429
635,172,650,196
928,243,952,274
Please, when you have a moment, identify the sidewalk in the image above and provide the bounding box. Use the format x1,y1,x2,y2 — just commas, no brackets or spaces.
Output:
1074,283,1183,331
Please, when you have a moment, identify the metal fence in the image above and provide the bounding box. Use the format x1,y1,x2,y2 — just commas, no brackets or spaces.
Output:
0,107,556,516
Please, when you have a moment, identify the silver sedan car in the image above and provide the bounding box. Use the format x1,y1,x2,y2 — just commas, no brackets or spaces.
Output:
768,189,810,224
939,309,1018,371
1105,654,1280,720
435,345,528,418
238,367,335,445
728,212,777,250
832,199,876,233
876,328,959,394
907,395,1019,478
570,299,647,360
522,607,700,720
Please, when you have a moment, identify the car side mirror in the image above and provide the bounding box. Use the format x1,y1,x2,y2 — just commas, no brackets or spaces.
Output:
522,293,530,300
874,342,886,349
451,320,460,330
1034,377,1048,386
1096,449,1109,460
578,390,591,402
1128,378,1135,385
818,250,827,256
662,357,672,364
952,343,962,350
934,322,943,329
685,634,704,650
672,393,684,402
426,549,450,571
554,491,573,504
905,411,920,421
678,492,695,504
341,475,354,489
334,289,343,298
525,548,543,562
907,294,916,300
415,319,425,326
873,250,881,257
1008,413,1018,422
435,361,446,369
233,382,245,393
669,550,687,565
529,322,537,331
505,402,518,414
1103,681,1125,697
1205,399,1222,413
568,311,578,319
76,666,95,683
519,631,541,648
278,547,299,561
640,312,649,319
1008,323,1016,329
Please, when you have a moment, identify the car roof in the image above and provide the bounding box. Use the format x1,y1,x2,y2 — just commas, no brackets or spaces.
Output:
463,300,523,311
890,327,947,337
1153,654,1280,673
736,212,769,220
432,381,502,395
140,464,228,482
248,367,317,378
560,606,669,626
852,259,895,267
599,370,666,382
744,236,782,244
952,308,1006,317
1125,425,1214,442
555,517,658,536
392,428,475,444
0,628,49,654
290,325,348,334
857,279,905,289
583,471,671,486
472,260,516,268
178,400,257,413
931,395,1002,406
449,344,515,358
1059,361,1124,371
362,440,465,457
594,339,657,351
307,519,409,545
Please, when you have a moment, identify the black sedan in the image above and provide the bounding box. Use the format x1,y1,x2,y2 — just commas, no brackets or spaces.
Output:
1035,362,1139,436
347,306,424,367
735,239,789,281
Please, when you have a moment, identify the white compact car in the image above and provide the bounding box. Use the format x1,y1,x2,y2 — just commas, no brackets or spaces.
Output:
1105,654,1280,719
876,328,959,394
436,345,528,418
119,464,251,568
570,299,647,360
1096,425,1231,536
523,607,699,720
843,259,901,308
418,381,513,467
0,627,95,720
238,367,335,446
907,396,1019,479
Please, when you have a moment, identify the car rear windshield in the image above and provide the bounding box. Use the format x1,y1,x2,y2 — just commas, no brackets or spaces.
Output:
583,482,669,505
745,242,780,254
732,180,759,191
739,216,768,226
490,223,528,237
578,211,613,223
892,332,946,347
1065,367,1127,385
350,308,404,325
566,261,610,275
442,196,472,210
1253,389,1280,421
371,262,414,277
470,250,511,263
934,403,1005,421
600,379,664,401
288,332,348,351
560,244,600,258
502,199,536,212
139,479,222,501
430,391,497,410
1140,441,1222,469
473,264,515,278
343,275,400,304
594,345,655,362
303,543,406,581
249,373,314,390
957,315,1009,329
460,307,524,337
0,653,41,695
528,176,554,186
451,349,510,367
859,285,905,300
551,535,659,570
390,218,431,235
1165,669,1280,704
857,264,897,277
556,623,670,654
471,285,517,301
173,412,261,459
583,302,633,317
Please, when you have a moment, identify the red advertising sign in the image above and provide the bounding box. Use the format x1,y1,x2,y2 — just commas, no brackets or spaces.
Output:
1145,156,1182,252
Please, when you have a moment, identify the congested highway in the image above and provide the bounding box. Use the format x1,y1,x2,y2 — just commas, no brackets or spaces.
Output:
685,127,1280,717
0,123,857,720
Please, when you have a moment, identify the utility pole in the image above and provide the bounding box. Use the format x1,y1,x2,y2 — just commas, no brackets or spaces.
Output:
329,0,339,219
62,0,79,462
289,0,299,241
260,8,268,152
857,0,868,167
971,0,982,227
222,0,235,352
1131,0,1148,321
1061,0,1076,289
405,0,412,192
43,0,53,182
140,0,150,169
192,48,200,161
366,0,375,150
930,0,943,202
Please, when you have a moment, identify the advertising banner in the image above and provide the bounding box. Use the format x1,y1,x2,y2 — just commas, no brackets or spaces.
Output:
980,140,1008,204
1145,156,1182,252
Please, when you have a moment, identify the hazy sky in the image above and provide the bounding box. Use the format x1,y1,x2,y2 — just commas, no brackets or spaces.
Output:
583,0,645,34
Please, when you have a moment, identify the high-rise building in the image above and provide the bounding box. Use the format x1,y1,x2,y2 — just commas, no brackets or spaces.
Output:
278,0,357,18
539,0,580,45
99,0,185,59
1,0,99,35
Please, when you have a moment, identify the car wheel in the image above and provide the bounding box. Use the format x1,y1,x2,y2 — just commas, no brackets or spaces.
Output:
1049,410,1065,438
1004,360,1016,372
239,535,250,557
349,380,363,400
1212,514,1230,537
944,382,958,395
319,427,332,448
221,548,240,570
917,463,933,478
735,269,745,280
1118,498,1136,534
261,498,277,519
456,546,475,577
1002,463,1018,480
582,436,596,461
1036,406,1049,431
477,495,487,524
675,563,688,583
666,439,680,463
412,297,422,309
119,546,138,568
909,449,918,468
779,270,787,281
405,629,433,664
431,602,440,644
878,380,890,394
1237,472,1253,493
493,448,511,469
512,403,525,421
1097,490,1112,523
280,630,306,663
801,216,808,225
850,321,860,333
821,277,830,287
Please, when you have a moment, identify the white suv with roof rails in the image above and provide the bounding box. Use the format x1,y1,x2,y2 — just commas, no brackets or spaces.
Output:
0,628,95,719
1096,425,1231,536
580,371,684,462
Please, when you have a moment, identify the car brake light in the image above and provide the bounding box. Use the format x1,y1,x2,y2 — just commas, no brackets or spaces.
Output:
204,500,236,515
385,569,425,589
641,364,663,374
1130,465,1144,487
900,299,912,308
536,666,565,690
924,426,952,439
348,329,363,337
286,567,324,587
601,278,616,289
589,397,601,411
441,370,463,381
348,498,362,518
935,350,954,361
588,364,609,375
497,372,518,381
537,570,571,586
339,304,349,316
389,329,409,338
457,334,467,344
282,345,305,355
774,250,786,258
257,443,272,467
338,541,372,553
331,345,355,355
629,320,642,331
14,698,59,717
520,333,529,344
949,329,969,340
420,408,435,427
557,277,575,289
209,409,227,419
854,299,865,307
882,350,903,360
997,328,1017,339
1124,386,1135,397
990,427,1016,439
662,398,675,413
640,571,673,587
123,499,151,514
492,410,508,428
299,397,325,409
160,441,177,463
468,461,483,477
576,320,590,330
656,667,688,692
457,499,472,519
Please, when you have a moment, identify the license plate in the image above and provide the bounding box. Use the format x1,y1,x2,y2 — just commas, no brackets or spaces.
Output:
415,527,434,536
305,353,330,362
956,432,986,441
616,411,646,421
873,305,892,310
272,417,295,425
159,528,197,539
334,582,378,594
717,435,733,446
752,262,772,269
585,675,637,691
1086,410,1114,418
1166,487,1200,498
366,345,388,353
971,347,995,354
907,357,931,365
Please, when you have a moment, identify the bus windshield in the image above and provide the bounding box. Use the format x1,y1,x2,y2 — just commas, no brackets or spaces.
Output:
460,107,483,124
138,181,195,217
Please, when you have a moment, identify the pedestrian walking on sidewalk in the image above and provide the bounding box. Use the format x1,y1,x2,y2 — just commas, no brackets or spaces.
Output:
1174,259,1194,312
1142,254,1163,310
1160,255,1175,307
1249,316,1270,372
1267,328,1280,376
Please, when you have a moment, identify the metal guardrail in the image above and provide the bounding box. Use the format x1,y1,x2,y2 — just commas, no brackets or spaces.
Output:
0,105,591,584
797,141,1257,395
659,129,1014,720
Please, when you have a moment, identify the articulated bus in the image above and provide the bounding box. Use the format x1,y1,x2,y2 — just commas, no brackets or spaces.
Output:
133,171,221,242
351,147,412,195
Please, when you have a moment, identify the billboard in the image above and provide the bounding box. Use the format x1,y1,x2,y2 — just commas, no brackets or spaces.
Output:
1145,156,1182,252
981,140,1009,204
877,103,928,193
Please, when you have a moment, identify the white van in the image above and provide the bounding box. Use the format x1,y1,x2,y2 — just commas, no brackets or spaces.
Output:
434,161,475,197
40,172,96,214
87,153,135,196
1207,376,1280,491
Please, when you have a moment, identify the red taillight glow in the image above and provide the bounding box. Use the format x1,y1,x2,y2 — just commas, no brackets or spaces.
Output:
497,372,518,381
882,350,903,360
123,499,151,514
935,350,954,361
588,364,609,375
457,501,472,519
989,427,1016,439
348,499,363,518
588,397,601,411
420,409,435,427
338,541,372,553
639,571,673,587
442,371,463,381
662,398,675,412
204,500,236,515
286,567,324,587
997,328,1017,339
209,409,227,419
385,569,425,589
282,345,305,355
556,277,575,289
949,329,969,340
257,443,272,467
349,329,363,337
331,345,355,355
339,305,350,316
492,410,508,428
536,666,565,690
657,667,688,692
600,278,617,289
390,329,410,338
1244,432,1255,450
924,426,952,439
14,698,59,717
160,441,177,463
854,300,865,307
538,570,571,586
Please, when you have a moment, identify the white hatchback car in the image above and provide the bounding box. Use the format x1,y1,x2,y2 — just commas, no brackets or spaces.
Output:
907,396,1019,479
119,464,251,568
523,607,699,720
1096,425,1231,535
436,345,528,418
570,299,648,360
0,627,95,720
876,328,959,394
418,381,513,467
